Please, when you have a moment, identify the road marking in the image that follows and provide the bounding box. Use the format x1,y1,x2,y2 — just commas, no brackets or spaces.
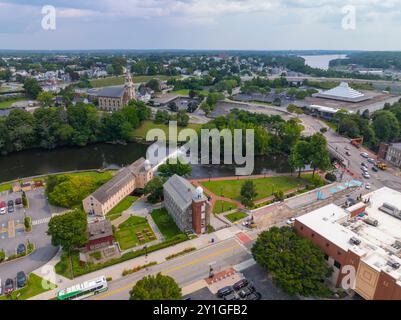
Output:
93,243,240,300
32,217,51,226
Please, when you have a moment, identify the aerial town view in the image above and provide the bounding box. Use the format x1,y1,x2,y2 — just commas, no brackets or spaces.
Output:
1,0,401,311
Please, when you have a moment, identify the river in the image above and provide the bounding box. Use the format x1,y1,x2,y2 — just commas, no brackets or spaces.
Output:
0,143,291,182
301,54,348,70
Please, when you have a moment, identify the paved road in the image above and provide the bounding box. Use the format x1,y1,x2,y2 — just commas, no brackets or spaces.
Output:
87,238,250,300
300,115,401,192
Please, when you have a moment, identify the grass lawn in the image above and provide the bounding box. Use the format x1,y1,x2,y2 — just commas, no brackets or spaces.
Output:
0,98,26,109
151,208,184,239
201,176,307,202
106,195,138,221
0,273,56,300
0,182,12,192
0,170,115,195
225,212,248,223
133,120,201,140
213,200,237,214
171,89,209,96
114,216,156,250
90,75,176,88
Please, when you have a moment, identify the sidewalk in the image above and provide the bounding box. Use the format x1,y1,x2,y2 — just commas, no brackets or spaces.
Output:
30,226,241,300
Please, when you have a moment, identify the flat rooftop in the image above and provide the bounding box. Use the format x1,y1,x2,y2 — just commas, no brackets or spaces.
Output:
296,187,401,284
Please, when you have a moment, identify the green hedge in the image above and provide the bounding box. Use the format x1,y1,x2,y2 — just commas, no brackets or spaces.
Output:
56,234,189,279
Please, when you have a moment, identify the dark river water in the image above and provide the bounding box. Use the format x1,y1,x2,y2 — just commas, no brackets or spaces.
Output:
0,142,291,182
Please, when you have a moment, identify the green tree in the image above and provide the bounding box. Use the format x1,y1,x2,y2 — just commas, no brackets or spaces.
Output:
289,140,311,177
47,209,88,251
37,91,54,107
129,273,182,300
372,110,400,142
158,159,192,178
251,227,332,297
176,110,189,127
146,79,161,92
309,133,331,177
143,177,164,204
46,175,98,208
23,78,42,99
240,180,258,208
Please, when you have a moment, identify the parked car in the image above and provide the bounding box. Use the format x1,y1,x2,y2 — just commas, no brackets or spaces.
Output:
246,292,262,300
223,292,240,300
363,173,370,179
0,201,6,215
16,271,27,288
372,166,379,172
15,198,22,207
4,278,14,295
365,183,371,190
233,279,249,291
217,286,234,298
17,243,26,255
345,151,351,156
361,162,367,167
361,152,369,158
7,200,14,213
238,286,256,298
367,158,375,164
0,278,2,295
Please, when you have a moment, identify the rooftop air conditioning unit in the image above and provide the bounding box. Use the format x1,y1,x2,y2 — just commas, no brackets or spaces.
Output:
387,260,401,269
364,218,379,227
350,237,361,245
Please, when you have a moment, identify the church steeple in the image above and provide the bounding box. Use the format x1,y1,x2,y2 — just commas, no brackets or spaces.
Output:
124,70,136,100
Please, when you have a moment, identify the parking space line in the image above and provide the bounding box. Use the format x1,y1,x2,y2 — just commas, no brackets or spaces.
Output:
7,220,15,238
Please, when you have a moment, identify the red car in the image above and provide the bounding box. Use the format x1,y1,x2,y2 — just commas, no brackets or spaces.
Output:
0,201,6,215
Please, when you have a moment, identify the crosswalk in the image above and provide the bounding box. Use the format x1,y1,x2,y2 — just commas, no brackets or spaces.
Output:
32,217,51,226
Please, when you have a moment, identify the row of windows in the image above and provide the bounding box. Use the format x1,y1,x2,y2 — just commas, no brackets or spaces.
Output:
300,226,342,256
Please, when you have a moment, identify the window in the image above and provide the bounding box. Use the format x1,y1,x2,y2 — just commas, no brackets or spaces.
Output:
337,251,342,256
326,243,330,247
300,226,304,231
334,261,341,269
324,254,329,261
311,233,315,238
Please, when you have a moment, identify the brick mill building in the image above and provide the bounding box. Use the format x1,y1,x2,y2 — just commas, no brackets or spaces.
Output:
86,219,114,251
83,158,153,217
294,187,401,300
163,174,211,235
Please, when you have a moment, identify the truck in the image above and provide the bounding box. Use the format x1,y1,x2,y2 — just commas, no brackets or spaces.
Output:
376,161,387,171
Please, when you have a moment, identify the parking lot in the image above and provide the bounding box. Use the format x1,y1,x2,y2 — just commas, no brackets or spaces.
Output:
183,263,296,300
0,188,57,285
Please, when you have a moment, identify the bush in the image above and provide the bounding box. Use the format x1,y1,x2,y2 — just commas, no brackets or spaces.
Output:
0,250,5,263
89,251,102,260
122,261,157,276
56,234,188,279
165,247,196,260
24,216,32,232
325,172,337,182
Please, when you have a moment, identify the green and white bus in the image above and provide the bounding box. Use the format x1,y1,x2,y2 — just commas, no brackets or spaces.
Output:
57,276,108,300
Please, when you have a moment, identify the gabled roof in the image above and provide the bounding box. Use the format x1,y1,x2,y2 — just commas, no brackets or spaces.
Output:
95,85,125,98
163,174,201,211
314,82,370,103
90,158,146,204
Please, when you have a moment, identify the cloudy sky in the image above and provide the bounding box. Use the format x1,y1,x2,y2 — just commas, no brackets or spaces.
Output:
1,0,401,50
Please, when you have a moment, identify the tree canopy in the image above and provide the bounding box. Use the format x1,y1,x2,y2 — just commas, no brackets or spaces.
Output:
251,227,332,297
129,273,182,300
47,209,88,252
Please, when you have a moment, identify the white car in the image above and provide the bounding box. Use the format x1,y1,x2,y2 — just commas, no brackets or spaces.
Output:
367,158,375,164
363,173,370,179
365,183,371,190
361,152,369,158
0,207,6,215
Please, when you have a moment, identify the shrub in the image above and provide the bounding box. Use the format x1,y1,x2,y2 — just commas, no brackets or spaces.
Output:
0,250,5,263
24,216,32,232
166,247,196,260
325,172,337,182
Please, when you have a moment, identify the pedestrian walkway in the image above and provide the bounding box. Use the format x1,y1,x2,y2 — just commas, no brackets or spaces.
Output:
30,230,221,300
32,217,51,226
